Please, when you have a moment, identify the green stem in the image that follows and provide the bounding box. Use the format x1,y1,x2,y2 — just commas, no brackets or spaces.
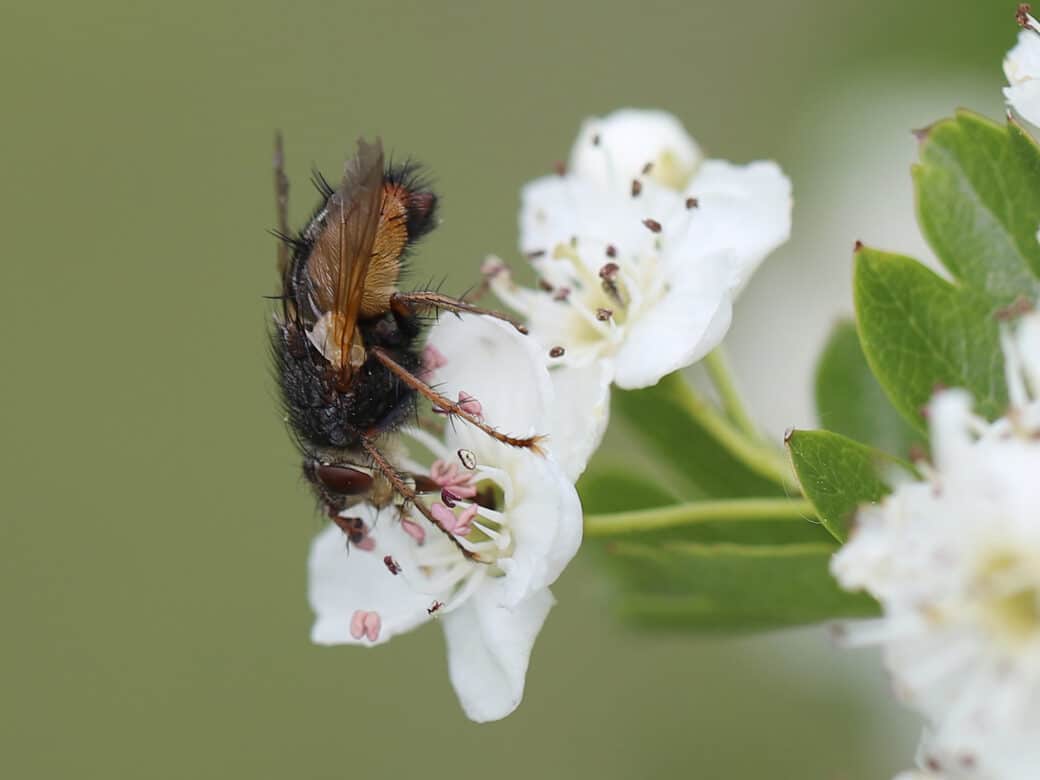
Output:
703,348,759,439
672,374,800,493
585,497,815,537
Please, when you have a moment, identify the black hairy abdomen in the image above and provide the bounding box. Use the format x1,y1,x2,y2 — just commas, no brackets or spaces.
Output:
272,311,423,451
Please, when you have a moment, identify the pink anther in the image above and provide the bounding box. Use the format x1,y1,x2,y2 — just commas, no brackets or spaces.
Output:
363,612,381,641
430,502,458,532
453,504,479,537
421,344,448,379
430,501,478,537
401,517,426,544
350,610,382,641
429,459,478,498
350,610,366,640
457,391,483,419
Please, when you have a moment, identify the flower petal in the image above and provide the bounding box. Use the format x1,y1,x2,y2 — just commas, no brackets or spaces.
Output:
440,585,555,722
307,506,438,647
612,250,734,389
677,160,792,292
1005,80,1040,128
426,313,553,440
493,448,584,604
568,108,703,192
546,360,612,481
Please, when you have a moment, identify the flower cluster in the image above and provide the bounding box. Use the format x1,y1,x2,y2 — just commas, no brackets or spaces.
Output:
832,314,1040,779
306,109,790,722
486,108,791,392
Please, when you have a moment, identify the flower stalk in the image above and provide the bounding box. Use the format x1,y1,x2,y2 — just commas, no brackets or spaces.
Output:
584,497,816,537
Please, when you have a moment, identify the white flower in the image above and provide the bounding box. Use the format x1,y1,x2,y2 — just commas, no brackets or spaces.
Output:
832,313,1040,777
1004,10,1040,127
488,108,792,390
308,315,585,722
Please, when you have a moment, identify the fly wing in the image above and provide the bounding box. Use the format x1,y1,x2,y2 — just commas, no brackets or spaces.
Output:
331,137,384,384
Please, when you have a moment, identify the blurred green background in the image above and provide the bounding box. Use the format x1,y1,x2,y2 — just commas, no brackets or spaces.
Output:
0,1,1011,777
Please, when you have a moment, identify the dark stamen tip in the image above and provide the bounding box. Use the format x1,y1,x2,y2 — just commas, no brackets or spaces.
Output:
631,179,642,197
605,244,618,258
642,218,662,233
685,197,699,209
641,161,654,175
596,308,613,322
599,262,619,280
549,346,565,358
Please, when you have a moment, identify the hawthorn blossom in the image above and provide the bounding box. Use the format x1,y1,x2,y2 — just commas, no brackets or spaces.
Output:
832,313,1040,778
1005,6,1040,127
308,315,585,722
487,108,792,390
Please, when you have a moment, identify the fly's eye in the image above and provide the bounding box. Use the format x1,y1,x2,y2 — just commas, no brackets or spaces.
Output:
314,464,373,495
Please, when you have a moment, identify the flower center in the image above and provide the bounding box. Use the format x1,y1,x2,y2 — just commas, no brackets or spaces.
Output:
535,238,667,358
396,428,520,612
975,550,1040,646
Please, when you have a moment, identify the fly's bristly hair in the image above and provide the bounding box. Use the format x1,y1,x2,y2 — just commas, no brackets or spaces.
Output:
270,136,440,520
270,135,542,555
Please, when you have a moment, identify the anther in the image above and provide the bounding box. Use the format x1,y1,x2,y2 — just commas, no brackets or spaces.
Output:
569,235,578,248
631,179,642,197
427,601,444,615
1018,4,1037,30
384,556,401,575
441,488,461,508
537,278,554,292
401,517,426,544
363,612,381,641
599,263,619,280
596,308,613,321
350,610,382,641
643,218,662,233
458,449,477,470
421,344,448,374
454,504,478,537
642,161,653,175
553,160,566,176
549,346,565,358
685,197,699,209
457,391,483,420
431,502,457,532
605,244,617,258
526,249,546,259
553,287,571,302
591,133,601,146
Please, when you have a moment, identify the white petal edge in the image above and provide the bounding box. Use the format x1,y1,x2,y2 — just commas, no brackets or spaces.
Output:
612,250,735,389
426,313,553,440
546,360,613,481
308,509,437,647
440,585,555,723
568,108,703,192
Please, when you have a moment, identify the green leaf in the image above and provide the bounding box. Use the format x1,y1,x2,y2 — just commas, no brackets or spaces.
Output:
914,111,1040,301
601,540,877,631
814,320,923,458
613,373,786,499
577,468,681,515
854,247,1007,428
786,429,909,542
